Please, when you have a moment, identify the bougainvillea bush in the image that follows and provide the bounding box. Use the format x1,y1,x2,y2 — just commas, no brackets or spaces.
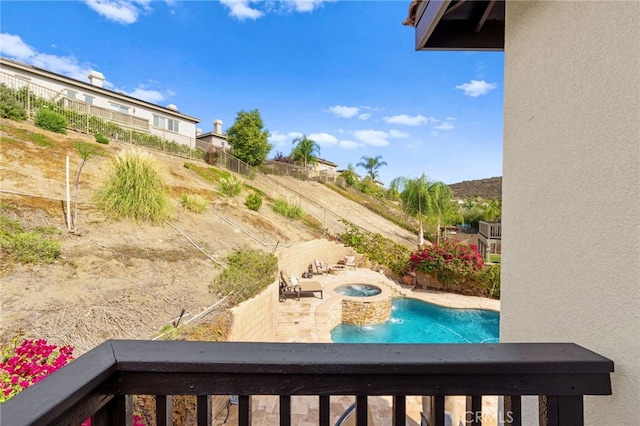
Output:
0,338,74,402
409,240,484,286
1,338,145,425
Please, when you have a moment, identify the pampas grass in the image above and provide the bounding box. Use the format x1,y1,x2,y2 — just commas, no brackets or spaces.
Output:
94,149,173,223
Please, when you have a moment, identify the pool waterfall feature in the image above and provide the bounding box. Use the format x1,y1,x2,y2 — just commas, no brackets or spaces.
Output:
329,283,392,325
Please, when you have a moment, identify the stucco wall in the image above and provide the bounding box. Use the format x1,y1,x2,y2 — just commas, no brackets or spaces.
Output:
502,1,639,425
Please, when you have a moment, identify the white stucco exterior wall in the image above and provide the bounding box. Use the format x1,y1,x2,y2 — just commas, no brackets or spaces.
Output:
502,1,639,425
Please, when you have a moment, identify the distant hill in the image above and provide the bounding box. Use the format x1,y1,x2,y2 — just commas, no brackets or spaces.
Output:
449,177,502,200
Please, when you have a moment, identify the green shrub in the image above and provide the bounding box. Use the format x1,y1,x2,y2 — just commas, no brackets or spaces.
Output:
29,133,54,147
339,219,409,275
0,85,27,121
34,108,67,134
219,175,243,197
94,133,110,145
272,198,303,219
245,192,262,211
0,213,61,264
181,194,208,213
94,149,173,223
211,247,278,306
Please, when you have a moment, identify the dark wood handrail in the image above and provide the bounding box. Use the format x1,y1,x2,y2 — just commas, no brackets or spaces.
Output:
1,341,614,426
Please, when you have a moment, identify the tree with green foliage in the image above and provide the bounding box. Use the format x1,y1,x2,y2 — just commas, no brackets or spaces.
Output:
226,109,271,167
392,174,455,244
483,199,502,222
290,135,320,169
356,155,387,180
339,163,359,186
0,84,27,121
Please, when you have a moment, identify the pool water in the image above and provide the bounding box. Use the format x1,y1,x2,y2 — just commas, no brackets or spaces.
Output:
331,298,499,344
334,284,382,297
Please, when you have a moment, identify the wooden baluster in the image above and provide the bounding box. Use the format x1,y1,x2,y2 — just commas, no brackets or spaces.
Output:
156,395,173,426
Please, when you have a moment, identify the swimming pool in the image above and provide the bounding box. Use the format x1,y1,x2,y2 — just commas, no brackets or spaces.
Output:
331,298,499,344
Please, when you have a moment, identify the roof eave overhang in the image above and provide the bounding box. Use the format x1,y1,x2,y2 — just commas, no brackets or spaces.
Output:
414,0,505,51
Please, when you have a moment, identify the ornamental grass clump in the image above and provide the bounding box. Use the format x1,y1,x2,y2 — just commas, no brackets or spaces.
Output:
181,193,208,213
94,149,173,223
409,240,484,286
272,197,303,219
219,175,243,197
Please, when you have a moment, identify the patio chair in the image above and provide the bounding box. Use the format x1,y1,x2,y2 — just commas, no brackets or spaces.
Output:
344,255,357,270
314,259,329,275
280,270,323,301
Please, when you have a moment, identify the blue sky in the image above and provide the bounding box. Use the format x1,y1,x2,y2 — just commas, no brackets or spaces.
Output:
0,1,504,186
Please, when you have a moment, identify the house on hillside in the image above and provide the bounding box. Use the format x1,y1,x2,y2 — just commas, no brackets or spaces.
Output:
408,0,638,424
310,158,338,177
196,119,229,151
0,57,199,148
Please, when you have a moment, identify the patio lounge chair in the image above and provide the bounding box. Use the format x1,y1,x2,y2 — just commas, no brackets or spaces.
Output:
344,255,357,270
314,259,329,275
280,271,323,301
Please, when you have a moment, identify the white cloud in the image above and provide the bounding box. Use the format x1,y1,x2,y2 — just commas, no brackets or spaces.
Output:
1,33,175,106
433,122,455,131
388,129,409,138
455,80,497,97
328,105,360,118
0,33,94,81
358,113,371,120
308,132,338,147
446,116,456,121
338,140,361,149
220,0,330,20
268,131,303,146
282,0,329,13
219,0,264,20
383,114,436,126
353,129,407,147
126,87,166,103
0,33,35,59
83,0,150,25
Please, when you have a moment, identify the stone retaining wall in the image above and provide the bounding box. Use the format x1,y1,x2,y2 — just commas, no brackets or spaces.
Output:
342,297,392,325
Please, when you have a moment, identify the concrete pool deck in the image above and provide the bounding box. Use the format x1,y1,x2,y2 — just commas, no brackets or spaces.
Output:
215,268,500,425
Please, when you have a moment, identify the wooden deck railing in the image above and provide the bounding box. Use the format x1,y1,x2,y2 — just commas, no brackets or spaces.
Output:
479,221,502,239
0,341,613,426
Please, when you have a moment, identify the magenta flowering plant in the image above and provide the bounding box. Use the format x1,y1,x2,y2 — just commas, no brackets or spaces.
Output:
408,240,484,286
0,337,74,402
1,338,145,426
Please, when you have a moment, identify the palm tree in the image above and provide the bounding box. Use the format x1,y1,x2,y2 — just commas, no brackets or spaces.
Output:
290,135,320,169
356,155,387,180
392,175,454,244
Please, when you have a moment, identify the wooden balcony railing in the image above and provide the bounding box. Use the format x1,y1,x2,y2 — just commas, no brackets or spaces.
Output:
0,341,613,426
479,221,502,239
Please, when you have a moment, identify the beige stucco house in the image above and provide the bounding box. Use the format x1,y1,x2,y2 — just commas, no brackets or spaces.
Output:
0,57,200,148
410,0,638,425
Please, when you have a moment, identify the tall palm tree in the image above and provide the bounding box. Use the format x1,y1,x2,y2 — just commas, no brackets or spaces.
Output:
356,155,387,180
393,175,454,244
290,135,320,169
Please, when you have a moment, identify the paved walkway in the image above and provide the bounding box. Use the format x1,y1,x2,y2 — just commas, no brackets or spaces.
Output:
214,268,500,425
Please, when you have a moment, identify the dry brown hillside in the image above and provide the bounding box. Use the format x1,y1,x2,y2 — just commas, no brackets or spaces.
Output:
0,118,417,353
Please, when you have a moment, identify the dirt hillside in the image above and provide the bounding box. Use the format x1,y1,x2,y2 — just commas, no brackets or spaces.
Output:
0,118,417,354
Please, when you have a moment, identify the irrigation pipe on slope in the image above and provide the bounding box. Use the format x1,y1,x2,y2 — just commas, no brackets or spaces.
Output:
152,294,230,341
166,220,227,269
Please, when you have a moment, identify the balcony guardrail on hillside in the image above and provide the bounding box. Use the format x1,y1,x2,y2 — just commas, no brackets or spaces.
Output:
1,340,613,426
479,221,502,239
